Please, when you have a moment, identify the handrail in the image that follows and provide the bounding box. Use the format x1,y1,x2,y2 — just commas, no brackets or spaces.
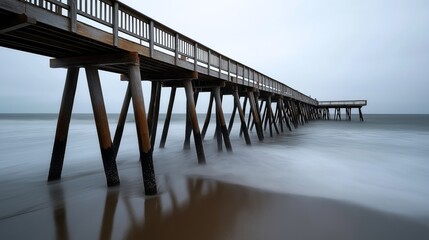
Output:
22,0,319,105
318,100,367,106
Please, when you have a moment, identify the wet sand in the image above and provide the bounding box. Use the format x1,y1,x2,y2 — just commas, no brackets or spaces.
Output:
1,175,429,240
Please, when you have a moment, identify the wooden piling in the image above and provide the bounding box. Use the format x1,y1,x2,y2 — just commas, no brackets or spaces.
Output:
48,67,79,182
214,86,232,152
201,92,214,140
240,96,248,137
267,96,273,137
159,87,176,148
113,84,131,159
248,90,264,141
85,66,120,187
227,103,237,134
359,107,364,122
183,79,206,164
215,109,223,151
184,91,198,150
128,64,157,195
277,99,284,133
281,99,293,131
233,89,251,145
150,81,162,148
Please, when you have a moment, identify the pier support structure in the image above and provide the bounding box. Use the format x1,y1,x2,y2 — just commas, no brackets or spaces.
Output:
48,52,157,195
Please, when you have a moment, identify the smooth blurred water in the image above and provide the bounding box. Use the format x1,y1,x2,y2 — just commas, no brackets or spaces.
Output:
1,113,429,224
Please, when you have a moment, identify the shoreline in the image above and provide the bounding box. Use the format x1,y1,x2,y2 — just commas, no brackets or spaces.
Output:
1,175,429,240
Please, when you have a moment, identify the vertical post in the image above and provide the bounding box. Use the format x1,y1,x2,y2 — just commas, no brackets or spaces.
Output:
85,66,120,187
149,20,154,58
233,89,251,145
112,1,119,46
68,0,77,33
159,87,176,148
218,55,222,78
128,62,157,195
174,34,179,65
214,86,232,152
184,79,206,164
48,67,79,182
194,43,198,71
113,84,131,159
359,107,364,122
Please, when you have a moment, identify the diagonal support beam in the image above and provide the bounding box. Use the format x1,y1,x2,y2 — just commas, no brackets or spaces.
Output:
85,66,120,187
48,67,79,182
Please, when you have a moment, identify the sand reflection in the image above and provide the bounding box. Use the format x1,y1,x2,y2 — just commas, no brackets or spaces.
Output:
40,177,429,239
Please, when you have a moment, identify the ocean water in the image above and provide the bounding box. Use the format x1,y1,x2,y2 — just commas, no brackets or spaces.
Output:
0,113,429,238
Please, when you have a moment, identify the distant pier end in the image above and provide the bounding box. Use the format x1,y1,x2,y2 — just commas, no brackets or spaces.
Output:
317,100,368,121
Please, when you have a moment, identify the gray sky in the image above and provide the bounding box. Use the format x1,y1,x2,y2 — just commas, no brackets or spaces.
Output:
1,0,428,114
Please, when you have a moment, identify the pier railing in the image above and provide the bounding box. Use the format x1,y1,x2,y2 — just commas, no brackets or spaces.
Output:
318,100,367,107
21,0,318,105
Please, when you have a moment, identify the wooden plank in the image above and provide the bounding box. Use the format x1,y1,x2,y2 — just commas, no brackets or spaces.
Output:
128,63,157,195
51,52,139,68
0,0,25,14
0,14,36,34
85,66,120,187
159,87,176,148
48,67,79,182
183,79,206,164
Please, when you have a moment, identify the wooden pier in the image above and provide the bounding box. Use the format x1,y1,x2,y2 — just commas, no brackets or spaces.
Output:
0,0,367,195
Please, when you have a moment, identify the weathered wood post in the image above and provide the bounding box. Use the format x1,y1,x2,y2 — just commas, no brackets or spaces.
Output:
184,79,206,164
359,107,364,122
48,67,79,182
184,91,199,149
233,88,251,145
128,62,157,195
113,84,131,159
85,66,120,187
149,81,162,148
248,90,264,141
159,87,176,148
201,92,214,140
214,86,232,152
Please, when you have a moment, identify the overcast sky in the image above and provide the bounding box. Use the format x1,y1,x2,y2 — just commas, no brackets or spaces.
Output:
1,0,428,114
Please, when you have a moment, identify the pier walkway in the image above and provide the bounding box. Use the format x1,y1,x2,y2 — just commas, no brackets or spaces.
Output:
0,0,366,194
